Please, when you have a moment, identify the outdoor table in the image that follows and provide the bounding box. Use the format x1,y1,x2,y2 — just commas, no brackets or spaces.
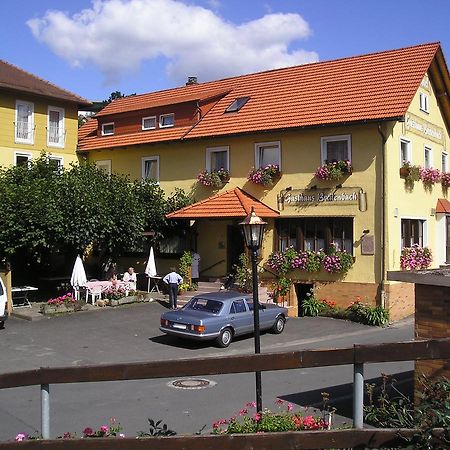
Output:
84,280,131,302
148,276,163,293
11,286,38,308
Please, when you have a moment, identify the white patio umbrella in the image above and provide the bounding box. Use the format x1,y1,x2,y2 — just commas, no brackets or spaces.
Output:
144,247,157,292
70,255,87,300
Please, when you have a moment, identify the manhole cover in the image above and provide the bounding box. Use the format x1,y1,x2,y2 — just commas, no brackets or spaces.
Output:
168,378,216,390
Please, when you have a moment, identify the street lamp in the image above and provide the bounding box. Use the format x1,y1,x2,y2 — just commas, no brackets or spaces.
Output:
239,207,267,412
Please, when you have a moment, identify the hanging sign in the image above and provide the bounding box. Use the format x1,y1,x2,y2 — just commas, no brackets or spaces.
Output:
283,187,360,206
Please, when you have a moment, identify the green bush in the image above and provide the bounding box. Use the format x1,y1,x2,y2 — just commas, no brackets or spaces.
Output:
301,289,325,317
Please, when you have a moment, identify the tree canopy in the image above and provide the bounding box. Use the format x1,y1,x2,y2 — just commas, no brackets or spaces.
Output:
0,154,192,271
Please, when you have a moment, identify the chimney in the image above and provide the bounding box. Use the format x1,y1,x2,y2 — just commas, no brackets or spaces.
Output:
186,76,198,86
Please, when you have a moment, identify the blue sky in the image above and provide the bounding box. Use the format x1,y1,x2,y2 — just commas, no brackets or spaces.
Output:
1,0,449,102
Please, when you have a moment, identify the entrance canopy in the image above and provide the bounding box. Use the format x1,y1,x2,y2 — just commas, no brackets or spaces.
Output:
166,187,279,219
436,198,450,213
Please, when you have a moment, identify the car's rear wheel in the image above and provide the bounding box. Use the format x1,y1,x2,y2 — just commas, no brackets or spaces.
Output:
216,327,233,348
271,316,285,334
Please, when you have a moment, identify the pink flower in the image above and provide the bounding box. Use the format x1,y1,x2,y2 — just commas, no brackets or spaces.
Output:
253,412,261,422
100,425,109,434
246,401,257,408
239,408,248,416
83,427,94,437
287,403,293,411
15,433,28,442
275,398,285,405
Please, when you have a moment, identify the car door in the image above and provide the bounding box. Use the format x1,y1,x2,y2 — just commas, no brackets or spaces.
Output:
229,299,253,336
246,298,272,330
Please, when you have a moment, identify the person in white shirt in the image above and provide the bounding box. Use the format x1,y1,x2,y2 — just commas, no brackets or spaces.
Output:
122,267,137,291
163,267,183,309
191,251,201,283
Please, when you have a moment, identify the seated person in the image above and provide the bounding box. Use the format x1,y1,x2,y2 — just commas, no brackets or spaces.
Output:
122,267,137,291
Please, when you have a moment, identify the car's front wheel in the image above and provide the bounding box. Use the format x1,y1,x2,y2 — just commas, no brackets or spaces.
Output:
216,327,233,348
271,316,285,334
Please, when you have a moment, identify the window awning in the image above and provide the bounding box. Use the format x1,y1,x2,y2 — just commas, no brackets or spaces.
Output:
436,198,450,213
166,187,279,219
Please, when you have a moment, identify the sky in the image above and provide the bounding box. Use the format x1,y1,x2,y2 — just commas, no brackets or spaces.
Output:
1,0,450,102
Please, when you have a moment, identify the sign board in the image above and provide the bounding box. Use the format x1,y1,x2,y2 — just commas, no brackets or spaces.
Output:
283,187,360,207
405,113,444,145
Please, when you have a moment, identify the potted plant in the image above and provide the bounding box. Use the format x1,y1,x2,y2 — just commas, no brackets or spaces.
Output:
247,164,280,186
400,244,432,270
419,167,441,185
315,160,352,181
399,161,421,183
271,277,292,303
441,172,450,188
197,168,230,187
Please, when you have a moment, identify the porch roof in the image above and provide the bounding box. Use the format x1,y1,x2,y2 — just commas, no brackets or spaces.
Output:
166,187,279,219
436,198,450,213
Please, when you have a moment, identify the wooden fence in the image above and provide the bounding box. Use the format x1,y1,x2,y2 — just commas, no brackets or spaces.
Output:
0,338,449,449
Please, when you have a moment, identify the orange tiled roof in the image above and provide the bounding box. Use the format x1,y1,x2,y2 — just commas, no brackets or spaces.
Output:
0,60,91,106
166,187,279,219
436,198,450,213
78,117,98,141
96,87,232,117
79,42,448,151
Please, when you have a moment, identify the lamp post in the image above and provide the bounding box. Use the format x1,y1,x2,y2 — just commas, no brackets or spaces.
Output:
239,207,267,413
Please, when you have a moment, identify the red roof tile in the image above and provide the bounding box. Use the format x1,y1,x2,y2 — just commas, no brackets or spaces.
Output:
436,198,450,213
96,87,232,117
0,60,91,106
78,117,98,141
166,187,279,219
79,43,448,151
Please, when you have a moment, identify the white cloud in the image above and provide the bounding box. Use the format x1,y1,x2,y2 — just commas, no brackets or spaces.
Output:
27,0,318,86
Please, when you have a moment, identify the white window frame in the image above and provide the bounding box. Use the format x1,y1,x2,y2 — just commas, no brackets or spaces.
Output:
15,100,34,144
400,216,428,249
419,92,429,113
442,151,448,173
320,134,352,164
206,146,229,172
95,160,112,175
47,155,64,169
14,151,32,166
101,122,114,136
159,113,174,128
424,145,433,169
400,137,412,165
47,106,65,148
142,116,156,130
141,156,160,182
254,141,281,170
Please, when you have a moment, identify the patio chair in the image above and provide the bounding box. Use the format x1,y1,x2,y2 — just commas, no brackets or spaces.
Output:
86,285,103,305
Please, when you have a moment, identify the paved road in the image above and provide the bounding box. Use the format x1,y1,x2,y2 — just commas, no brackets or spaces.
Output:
0,301,414,440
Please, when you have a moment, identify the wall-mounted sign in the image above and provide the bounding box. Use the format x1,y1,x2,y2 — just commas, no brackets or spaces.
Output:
283,187,360,206
420,74,430,92
405,113,444,145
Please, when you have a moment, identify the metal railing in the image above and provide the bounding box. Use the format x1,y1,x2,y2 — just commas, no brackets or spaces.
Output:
0,338,449,449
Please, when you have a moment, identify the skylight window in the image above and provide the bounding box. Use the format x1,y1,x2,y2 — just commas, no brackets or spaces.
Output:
225,96,250,113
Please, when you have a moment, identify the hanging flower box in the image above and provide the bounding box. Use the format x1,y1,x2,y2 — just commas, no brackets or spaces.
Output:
315,160,352,181
197,168,230,187
400,244,432,270
399,162,420,183
441,172,450,188
248,164,280,186
419,167,441,185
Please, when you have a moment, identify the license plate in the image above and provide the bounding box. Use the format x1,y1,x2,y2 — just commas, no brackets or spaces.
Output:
172,323,187,330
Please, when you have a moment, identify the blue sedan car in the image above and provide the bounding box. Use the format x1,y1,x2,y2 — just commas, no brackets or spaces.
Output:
160,291,288,347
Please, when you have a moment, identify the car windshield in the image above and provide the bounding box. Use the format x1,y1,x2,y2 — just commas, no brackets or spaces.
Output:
185,298,223,314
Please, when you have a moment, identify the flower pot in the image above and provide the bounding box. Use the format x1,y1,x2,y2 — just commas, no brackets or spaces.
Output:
399,167,410,179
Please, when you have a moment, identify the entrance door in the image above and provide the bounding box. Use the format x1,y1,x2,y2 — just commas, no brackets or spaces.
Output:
227,225,245,274
447,216,450,263
296,283,313,317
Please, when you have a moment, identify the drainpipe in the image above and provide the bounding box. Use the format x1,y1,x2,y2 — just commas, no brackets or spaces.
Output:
377,123,387,308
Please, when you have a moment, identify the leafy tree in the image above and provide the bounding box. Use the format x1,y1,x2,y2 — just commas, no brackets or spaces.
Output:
0,154,192,276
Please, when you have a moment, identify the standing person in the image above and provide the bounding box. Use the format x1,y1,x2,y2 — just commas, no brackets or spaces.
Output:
163,267,183,309
191,251,201,284
123,267,137,291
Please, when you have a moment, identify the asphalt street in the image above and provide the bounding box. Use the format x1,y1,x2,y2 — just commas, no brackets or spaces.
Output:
0,301,414,440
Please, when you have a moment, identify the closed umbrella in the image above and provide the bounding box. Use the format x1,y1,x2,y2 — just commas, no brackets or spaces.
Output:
70,255,87,300
144,247,157,292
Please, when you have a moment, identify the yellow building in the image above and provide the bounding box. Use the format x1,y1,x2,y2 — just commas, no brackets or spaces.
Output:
78,43,450,320
0,60,90,168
